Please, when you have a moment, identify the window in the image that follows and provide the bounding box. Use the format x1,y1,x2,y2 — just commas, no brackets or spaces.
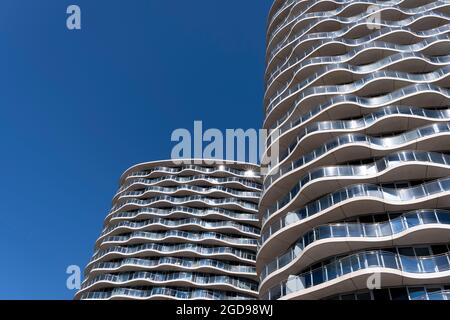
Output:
390,288,409,300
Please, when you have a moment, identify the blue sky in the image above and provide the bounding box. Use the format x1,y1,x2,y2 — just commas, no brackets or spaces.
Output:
0,0,271,299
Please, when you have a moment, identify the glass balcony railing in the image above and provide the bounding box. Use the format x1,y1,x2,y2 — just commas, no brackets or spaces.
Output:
267,52,450,109
106,206,258,223
79,287,255,300
267,1,450,67
260,209,450,281
116,175,261,194
115,185,260,202
413,290,450,300
265,151,450,220
264,33,450,115
266,65,450,117
264,250,450,300
266,0,415,54
264,122,450,192
261,177,450,245
80,271,258,293
89,257,256,275
99,230,258,247
275,106,450,167
110,196,258,214
88,243,257,269
124,164,260,181
100,218,260,239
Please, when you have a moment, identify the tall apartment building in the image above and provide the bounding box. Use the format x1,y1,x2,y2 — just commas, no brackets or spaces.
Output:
257,0,450,300
75,160,261,300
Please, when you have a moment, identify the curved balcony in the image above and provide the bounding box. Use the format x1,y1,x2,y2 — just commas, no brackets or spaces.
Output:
260,177,450,250
106,207,259,226
264,123,450,198
114,185,260,205
266,0,436,54
266,13,450,77
270,106,450,171
267,0,450,65
88,257,256,278
116,175,261,196
265,66,450,128
98,230,257,250
267,31,450,92
266,0,433,45
266,51,450,108
263,250,450,300
79,287,255,300
99,218,259,241
78,160,262,300
121,163,260,184
77,271,258,298
264,84,450,161
414,290,450,300
260,209,450,287
109,196,258,215
86,243,257,272
263,151,450,219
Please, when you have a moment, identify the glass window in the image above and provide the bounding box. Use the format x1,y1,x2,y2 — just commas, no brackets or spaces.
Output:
421,211,438,224
437,212,450,224
405,214,420,227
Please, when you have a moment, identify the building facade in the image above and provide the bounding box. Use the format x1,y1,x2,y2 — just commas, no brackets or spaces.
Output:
258,0,450,300
75,160,261,300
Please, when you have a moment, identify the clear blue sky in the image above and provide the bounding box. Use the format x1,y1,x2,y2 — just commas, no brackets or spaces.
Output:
0,0,272,299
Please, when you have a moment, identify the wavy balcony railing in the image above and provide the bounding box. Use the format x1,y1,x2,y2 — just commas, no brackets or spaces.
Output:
100,218,259,240
261,177,450,245
263,250,450,300
115,185,260,204
79,287,255,300
110,196,258,215
266,0,425,52
78,271,258,295
87,243,256,271
265,65,450,123
116,175,261,195
263,123,450,194
267,0,450,61
266,32,450,94
260,209,450,282
414,290,450,300
264,84,450,156
88,257,256,277
264,151,450,219
274,106,450,168
266,0,432,44
267,0,299,35
123,165,260,182
266,15,450,74
266,51,450,107
98,231,258,249
106,207,258,225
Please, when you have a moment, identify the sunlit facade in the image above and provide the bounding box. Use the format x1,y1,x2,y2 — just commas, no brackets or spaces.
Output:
258,0,450,300
75,160,261,300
